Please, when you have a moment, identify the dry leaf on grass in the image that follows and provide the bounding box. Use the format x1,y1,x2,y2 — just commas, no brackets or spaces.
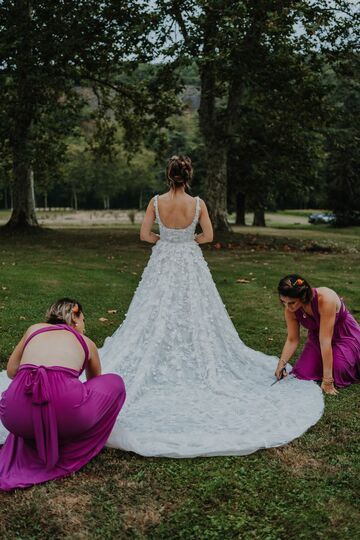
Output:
98,317,108,322
236,278,250,284
107,309,117,314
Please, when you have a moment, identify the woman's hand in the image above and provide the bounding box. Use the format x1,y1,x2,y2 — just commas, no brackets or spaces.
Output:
275,361,288,380
321,378,338,395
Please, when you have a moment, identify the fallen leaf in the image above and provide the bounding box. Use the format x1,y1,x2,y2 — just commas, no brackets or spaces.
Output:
236,278,250,284
107,309,117,314
19,316,26,320
98,317,108,322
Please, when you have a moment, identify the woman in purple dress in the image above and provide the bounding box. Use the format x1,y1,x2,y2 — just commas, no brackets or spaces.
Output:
0,298,126,491
275,275,360,395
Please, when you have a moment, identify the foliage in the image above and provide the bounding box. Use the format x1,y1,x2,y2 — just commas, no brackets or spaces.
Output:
0,0,181,226
326,55,360,225
157,1,359,227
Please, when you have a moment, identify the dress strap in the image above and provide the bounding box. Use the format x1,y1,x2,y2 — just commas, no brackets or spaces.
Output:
310,289,321,322
194,196,201,223
153,195,161,224
23,324,90,369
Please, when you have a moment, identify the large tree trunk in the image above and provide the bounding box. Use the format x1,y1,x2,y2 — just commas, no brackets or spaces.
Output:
253,206,266,227
6,0,38,228
204,146,229,231
7,162,38,228
198,7,229,232
236,192,246,225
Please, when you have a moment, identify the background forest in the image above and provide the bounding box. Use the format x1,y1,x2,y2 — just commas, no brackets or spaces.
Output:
0,1,359,228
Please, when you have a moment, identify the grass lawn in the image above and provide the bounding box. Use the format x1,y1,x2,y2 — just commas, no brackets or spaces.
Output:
0,227,359,539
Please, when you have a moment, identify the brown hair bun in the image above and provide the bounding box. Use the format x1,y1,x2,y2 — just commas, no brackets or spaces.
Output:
277,275,313,304
166,155,193,190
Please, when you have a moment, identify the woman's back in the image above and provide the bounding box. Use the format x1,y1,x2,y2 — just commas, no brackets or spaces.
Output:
157,192,198,229
20,324,87,371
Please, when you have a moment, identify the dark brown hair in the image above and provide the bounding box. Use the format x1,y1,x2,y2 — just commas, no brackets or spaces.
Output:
46,298,83,326
166,155,193,190
277,275,313,304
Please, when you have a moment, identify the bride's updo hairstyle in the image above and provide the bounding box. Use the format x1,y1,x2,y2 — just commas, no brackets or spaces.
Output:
277,274,313,304
166,155,193,190
46,298,83,326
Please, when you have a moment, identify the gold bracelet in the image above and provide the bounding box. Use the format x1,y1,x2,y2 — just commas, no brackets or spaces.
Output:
322,377,334,384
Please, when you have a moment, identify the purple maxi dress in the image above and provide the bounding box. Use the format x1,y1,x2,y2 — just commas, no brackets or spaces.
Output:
292,289,360,387
0,324,126,491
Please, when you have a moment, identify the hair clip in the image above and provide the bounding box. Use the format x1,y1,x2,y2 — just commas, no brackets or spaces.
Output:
72,305,79,314
291,278,304,287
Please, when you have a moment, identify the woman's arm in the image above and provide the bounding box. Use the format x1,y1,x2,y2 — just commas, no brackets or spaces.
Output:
195,200,213,244
7,335,26,379
86,340,102,380
275,309,300,379
318,295,338,395
140,199,160,244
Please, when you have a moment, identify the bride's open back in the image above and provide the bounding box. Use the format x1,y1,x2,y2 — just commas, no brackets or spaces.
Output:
156,192,197,229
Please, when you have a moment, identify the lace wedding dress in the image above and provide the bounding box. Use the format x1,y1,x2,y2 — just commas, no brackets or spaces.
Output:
0,196,324,456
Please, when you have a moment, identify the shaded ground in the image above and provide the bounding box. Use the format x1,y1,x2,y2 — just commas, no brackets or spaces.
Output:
0,227,359,539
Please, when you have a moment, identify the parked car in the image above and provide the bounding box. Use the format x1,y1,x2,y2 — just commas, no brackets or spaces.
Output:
308,212,336,224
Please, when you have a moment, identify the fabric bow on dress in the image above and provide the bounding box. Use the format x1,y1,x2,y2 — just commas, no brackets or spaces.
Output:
23,366,59,469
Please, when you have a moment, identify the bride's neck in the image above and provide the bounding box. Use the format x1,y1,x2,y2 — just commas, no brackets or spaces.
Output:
169,186,186,195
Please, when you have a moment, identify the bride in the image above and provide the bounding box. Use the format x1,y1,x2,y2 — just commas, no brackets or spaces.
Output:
100,155,324,457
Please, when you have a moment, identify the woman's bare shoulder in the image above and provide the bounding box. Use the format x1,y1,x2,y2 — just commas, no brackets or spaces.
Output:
317,287,340,308
83,335,97,349
23,323,52,338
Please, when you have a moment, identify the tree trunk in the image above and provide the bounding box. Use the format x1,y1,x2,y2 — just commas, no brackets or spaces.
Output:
204,146,229,231
253,207,266,227
6,0,38,228
6,163,38,228
72,188,78,210
198,7,230,232
4,187,9,209
44,192,48,209
236,192,246,226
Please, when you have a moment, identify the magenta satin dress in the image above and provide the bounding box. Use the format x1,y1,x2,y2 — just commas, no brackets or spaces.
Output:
0,324,126,491
292,289,360,387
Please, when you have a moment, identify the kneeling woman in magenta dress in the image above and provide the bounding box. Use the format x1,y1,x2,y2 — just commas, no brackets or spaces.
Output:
275,275,360,395
0,298,126,491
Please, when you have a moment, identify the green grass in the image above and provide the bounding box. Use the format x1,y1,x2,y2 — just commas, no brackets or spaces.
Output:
0,227,360,539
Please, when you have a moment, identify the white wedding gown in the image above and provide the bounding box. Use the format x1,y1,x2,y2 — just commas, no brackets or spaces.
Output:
0,196,324,456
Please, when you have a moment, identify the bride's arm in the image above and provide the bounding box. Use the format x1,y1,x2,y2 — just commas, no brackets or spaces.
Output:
195,200,213,244
140,199,160,244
